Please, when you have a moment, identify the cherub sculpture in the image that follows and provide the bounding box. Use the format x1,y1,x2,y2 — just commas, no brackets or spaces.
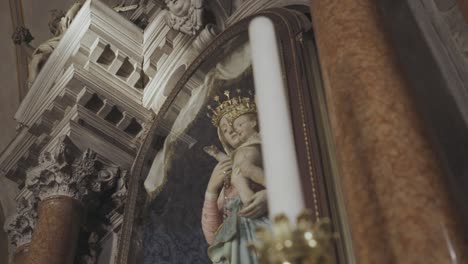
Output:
164,0,204,35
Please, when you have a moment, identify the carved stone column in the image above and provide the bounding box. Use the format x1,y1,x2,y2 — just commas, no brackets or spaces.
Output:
24,136,110,264
3,197,36,264
29,197,83,264
310,0,468,263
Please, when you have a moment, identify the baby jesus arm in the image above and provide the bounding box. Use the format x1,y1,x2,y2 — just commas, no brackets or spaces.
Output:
203,145,228,162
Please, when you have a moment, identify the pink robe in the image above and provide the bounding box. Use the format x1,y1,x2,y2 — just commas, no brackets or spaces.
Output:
202,187,238,244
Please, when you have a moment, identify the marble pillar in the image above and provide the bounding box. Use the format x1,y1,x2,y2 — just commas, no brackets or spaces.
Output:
310,0,468,263
27,196,83,264
24,136,101,264
13,245,30,264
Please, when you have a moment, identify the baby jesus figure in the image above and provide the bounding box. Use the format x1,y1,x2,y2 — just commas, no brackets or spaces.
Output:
204,112,265,207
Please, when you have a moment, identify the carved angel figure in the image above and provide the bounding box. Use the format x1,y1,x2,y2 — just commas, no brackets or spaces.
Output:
164,0,204,35
12,2,83,87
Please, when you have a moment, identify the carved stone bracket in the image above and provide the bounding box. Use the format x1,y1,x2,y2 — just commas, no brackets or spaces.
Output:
3,197,37,249
164,0,205,35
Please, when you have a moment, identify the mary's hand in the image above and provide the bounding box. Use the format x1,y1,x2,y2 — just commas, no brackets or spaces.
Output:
206,159,232,194
238,190,268,218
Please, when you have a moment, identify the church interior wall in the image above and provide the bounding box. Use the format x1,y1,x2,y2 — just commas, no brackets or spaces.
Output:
0,0,468,263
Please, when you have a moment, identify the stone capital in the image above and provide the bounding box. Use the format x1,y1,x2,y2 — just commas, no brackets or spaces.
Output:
25,135,121,203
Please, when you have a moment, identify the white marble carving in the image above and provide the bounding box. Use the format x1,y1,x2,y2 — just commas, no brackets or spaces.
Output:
3,197,37,249
164,0,205,35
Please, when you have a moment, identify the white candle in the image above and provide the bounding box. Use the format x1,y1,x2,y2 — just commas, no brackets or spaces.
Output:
249,17,306,222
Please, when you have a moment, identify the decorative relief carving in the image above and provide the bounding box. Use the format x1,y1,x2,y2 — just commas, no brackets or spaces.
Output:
26,136,85,201
25,136,121,203
3,197,37,249
164,0,205,35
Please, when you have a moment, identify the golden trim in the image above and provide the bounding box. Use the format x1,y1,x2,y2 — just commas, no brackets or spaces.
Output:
290,30,320,220
252,211,336,264
297,87,320,219
301,30,357,263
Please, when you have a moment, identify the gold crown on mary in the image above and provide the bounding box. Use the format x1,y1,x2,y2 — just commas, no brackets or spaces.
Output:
207,89,257,127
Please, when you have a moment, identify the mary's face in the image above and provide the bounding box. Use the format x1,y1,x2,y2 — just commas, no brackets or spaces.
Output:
219,115,240,149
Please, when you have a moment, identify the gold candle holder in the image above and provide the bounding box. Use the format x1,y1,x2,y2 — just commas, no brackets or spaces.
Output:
250,211,337,264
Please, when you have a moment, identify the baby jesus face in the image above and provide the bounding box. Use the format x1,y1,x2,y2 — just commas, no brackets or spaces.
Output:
205,113,259,162
205,112,263,207
232,113,258,145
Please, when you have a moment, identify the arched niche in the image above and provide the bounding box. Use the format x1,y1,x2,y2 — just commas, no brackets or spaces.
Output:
116,7,353,264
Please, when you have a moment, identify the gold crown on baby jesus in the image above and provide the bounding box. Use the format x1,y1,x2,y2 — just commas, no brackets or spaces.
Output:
207,89,257,127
